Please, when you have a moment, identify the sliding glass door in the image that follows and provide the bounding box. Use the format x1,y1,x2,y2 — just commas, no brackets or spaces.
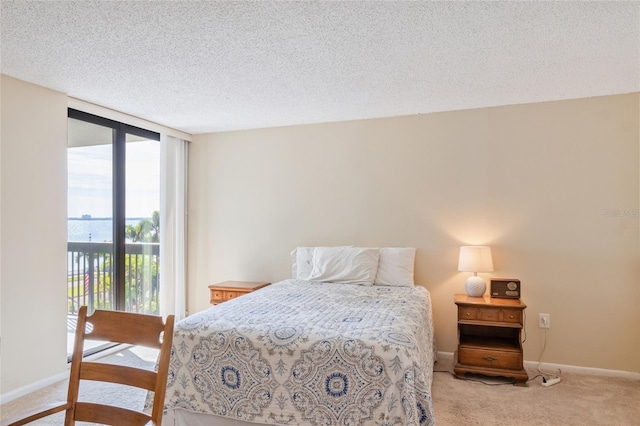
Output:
67,109,160,357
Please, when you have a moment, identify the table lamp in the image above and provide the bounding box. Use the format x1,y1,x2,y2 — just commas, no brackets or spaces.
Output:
458,246,493,297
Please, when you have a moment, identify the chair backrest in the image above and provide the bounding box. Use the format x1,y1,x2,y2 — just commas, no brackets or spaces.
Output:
65,306,174,426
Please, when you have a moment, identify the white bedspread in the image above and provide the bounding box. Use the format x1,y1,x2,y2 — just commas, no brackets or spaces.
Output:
163,279,435,425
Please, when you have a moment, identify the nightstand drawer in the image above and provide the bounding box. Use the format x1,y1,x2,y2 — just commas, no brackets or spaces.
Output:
472,308,522,324
478,308,500,322
210,289,248,303
458,347,522,370
459,307,478,320
210,290,224,303
501,309,522,324
209,281,270,306
224,291,241,300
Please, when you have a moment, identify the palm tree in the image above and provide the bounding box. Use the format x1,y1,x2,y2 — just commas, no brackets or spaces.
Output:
125,211,159,243
124,211,160,313
125,219,153,242
150,210,159,243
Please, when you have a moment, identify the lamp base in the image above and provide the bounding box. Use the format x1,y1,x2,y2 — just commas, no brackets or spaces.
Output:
465,276,486,297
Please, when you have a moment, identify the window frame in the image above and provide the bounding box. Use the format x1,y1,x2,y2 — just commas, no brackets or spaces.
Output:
67,108,160,311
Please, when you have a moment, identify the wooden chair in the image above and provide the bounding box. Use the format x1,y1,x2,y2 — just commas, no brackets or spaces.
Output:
3,306,175,426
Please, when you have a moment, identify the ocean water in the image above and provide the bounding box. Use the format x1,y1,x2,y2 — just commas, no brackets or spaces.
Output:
68,219,143,242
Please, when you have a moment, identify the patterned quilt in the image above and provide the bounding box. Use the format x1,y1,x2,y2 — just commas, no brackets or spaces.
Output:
163,279,436,426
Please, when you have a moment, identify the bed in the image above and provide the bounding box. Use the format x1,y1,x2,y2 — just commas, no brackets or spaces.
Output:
162,247,436,426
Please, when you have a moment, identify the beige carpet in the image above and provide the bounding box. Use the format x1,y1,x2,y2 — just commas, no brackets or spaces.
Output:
2,349,639,425
432,357,640,426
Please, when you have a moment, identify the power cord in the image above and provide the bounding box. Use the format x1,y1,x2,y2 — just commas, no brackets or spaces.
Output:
537,327,562,386
434,370,517,386
527,373,544,382
435,369,549,386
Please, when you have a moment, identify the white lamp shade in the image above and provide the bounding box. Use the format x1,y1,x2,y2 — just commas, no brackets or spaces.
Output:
458,246,494,273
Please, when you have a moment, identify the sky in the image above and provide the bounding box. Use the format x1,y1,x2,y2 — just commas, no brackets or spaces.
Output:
67,140,160,218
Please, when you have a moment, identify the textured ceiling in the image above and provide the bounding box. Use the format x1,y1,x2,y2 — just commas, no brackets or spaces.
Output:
1,1,639,134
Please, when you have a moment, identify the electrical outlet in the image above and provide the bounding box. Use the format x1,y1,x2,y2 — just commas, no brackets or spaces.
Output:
539,313,551,329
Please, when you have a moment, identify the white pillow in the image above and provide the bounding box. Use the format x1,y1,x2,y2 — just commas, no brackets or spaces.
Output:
291,247,316,279
291,246,352,280
308,247,380,286
374,247,416,287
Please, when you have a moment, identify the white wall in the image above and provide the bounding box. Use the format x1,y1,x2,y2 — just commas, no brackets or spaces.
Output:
189,93,640,373
0,75,69,394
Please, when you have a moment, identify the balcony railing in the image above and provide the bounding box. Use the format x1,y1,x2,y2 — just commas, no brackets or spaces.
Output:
67,241,159,316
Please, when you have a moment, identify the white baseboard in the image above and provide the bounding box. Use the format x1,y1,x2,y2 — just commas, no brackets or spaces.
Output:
0,370,69,405
522,360,640,380
0,344,131,405
437,351,640,380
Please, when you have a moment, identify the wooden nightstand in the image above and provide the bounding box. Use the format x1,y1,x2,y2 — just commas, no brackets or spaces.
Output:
454,294,528,385
208,281,270,305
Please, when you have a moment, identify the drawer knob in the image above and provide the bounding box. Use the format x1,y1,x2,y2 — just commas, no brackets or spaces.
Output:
509,315,514,319
483,356,497,362
487,313,492,317
466,312,471,316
